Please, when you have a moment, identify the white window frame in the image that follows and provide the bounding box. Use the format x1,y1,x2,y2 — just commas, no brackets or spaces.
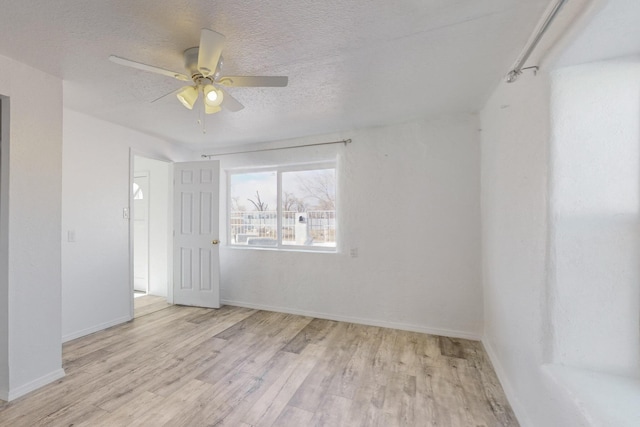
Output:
227,161,337,252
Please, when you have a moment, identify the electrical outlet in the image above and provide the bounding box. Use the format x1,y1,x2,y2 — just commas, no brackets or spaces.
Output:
350,247,358,258
123,207,129,219
67,230,76,242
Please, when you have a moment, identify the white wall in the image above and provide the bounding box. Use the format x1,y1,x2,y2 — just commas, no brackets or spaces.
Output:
550,57,640,376
62,108,190,341
480,51,640,427
479,0,640,424
480,72,591,426
134,156,170,297
0,54,63,400
216,115,483,338
0,95,8,397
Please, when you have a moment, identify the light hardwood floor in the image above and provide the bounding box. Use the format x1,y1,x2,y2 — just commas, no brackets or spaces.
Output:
0,304,518,426
134,294,172,318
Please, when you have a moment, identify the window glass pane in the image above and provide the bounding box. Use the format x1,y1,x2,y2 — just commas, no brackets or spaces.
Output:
229,171,278,246
133,182,143,200
281,168,336,247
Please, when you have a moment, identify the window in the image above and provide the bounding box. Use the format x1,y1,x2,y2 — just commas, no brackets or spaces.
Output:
228,163,336,251
132,182,144,200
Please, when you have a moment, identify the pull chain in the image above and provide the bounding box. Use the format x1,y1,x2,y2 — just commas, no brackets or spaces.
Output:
196,87,206,134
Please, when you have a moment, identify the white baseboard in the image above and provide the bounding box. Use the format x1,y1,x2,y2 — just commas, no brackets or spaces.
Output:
0,368,66,402
220,299,481,341
62,315,132,343
481,338,531,427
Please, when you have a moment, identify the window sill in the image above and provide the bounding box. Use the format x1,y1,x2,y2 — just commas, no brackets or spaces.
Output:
543,364,640,426
224,245,337,254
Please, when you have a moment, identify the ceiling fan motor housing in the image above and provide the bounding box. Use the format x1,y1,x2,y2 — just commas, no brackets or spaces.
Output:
183,47,201,79
184,47,223,82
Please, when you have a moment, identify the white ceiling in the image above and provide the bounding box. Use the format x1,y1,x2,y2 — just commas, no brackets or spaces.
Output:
0,0,550,149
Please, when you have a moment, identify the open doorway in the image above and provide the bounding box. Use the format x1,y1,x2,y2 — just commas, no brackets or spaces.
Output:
133,171,149,296
131,155,171,317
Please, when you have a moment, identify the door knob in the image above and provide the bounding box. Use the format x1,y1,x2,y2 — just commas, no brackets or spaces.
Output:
211,239,220,245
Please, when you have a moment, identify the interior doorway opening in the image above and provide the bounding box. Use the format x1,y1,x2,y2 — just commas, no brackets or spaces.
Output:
133,171,149,295
131,154,171,317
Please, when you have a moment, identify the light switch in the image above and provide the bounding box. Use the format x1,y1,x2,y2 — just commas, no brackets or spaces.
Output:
67,230,76,242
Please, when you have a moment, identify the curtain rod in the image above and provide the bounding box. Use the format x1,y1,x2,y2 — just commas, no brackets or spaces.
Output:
506,0,569,83
201,138,351,158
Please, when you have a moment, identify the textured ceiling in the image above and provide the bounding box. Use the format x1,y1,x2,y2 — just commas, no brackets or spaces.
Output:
0,0,550,149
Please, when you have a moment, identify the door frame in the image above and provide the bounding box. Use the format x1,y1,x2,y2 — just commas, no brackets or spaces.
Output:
128,149,174,319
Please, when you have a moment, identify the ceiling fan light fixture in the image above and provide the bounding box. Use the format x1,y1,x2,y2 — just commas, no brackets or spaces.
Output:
176,85,199,109
204,102,222,115
206,90,217,102
203,84,223,107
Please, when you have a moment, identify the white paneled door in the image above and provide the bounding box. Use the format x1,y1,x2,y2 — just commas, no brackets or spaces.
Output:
173,161,220,308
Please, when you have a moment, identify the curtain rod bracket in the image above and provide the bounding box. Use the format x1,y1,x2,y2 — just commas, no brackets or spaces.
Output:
506,0,568,83
506,66,539,83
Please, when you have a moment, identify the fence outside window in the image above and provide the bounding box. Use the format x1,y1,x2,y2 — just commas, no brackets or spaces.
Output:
230,210,336,246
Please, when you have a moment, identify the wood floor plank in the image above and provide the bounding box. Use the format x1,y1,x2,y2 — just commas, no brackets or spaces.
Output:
0,305,519,427
327,324,383,399
439,336,466,358
240,314,313,375
165,370,262,426
146,350,224,398
415,358,443,426
134,295,172,317
434,357,477,426
0,363,146,426
242,343,323,426
287,322,363,413
371,327,398,385
309,394,353,426
134,294,164,308
214,310,287,340
211,350,302,427
31,400,107,427
62,347,112,371
345,380,387,427
391,330,420,375
83,359,172,411
272,405,314,426
75,390,165,427
196,331,265,385
470,344,520,426
63,305,184,360
282,318,338,354
375,372,417,426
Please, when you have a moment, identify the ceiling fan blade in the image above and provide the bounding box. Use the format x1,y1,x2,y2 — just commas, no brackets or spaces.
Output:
150,87,181,103
109,55,190,81
217,76,288,87
198,29,225,77
219,88,244,112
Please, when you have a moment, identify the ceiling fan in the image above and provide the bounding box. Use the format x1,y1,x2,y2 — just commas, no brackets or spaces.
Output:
109,29,288,114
